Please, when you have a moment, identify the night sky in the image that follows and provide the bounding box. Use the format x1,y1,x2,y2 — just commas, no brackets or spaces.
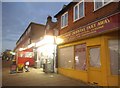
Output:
2,1,70,52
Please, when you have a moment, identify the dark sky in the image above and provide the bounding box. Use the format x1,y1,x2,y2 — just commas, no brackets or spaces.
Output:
2,2,70,52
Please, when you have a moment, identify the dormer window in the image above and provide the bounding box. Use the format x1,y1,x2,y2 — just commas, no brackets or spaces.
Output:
94,0,112,11
61,12,68,29
73,0,84,22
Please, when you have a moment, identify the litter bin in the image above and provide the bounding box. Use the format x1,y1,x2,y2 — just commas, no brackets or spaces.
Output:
43,64,45,72
17,64,24,73
10,64,17,74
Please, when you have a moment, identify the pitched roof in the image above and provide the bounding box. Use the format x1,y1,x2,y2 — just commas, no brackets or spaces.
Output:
54,2,77,18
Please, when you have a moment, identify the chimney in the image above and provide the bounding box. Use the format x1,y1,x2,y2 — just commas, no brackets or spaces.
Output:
47,15,52,22
62,4,67,9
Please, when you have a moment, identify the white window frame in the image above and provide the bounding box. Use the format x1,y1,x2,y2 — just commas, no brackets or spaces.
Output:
73,0,85,22
61,11,68,29
94,0,113,11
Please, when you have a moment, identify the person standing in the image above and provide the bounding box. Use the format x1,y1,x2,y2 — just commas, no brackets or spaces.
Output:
24,61,30,72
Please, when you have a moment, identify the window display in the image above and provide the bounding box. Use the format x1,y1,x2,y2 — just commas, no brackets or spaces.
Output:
59,46,74,69
75,44,87,70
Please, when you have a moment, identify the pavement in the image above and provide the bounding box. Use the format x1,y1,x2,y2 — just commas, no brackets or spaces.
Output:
2,60,89,87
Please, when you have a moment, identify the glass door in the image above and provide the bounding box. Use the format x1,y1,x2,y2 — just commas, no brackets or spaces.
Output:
88,46,102,85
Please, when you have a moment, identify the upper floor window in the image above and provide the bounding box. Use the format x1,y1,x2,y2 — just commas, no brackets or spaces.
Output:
94,0,112,11
61,12,68,29
73,0,84,22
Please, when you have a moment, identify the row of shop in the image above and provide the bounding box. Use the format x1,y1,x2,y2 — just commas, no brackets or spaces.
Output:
15,35,57,73
14,1,119,86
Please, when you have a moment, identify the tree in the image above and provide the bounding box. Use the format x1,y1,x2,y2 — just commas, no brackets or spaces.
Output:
2,49,12,60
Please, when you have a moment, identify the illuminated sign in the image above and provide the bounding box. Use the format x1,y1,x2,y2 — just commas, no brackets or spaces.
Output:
58,12,119,44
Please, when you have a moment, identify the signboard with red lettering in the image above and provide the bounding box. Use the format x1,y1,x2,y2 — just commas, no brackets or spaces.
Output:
58,12,119,44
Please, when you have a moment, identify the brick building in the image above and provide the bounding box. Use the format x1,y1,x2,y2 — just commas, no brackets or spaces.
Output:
14,22,45,66
54,0,119,86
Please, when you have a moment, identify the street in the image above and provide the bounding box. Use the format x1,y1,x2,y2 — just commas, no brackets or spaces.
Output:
2,60,88,87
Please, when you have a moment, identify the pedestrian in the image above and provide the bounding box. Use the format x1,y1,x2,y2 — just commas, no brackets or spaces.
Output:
24,61,30,72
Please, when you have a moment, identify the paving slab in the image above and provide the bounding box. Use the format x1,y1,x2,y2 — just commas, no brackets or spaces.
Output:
2,60,89,86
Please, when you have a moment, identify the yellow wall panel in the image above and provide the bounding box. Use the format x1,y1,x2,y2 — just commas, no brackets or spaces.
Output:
58,68,88,83
58,31,119,86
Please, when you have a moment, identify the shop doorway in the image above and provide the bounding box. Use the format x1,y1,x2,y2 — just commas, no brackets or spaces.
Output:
88,46,102,85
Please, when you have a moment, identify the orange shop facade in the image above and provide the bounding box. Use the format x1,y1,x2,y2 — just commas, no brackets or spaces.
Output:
57,12,119,86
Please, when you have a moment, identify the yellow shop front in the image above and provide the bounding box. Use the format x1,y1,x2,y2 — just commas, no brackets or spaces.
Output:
57,13,119,86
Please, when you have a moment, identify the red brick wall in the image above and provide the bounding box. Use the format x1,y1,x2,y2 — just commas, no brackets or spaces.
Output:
31,24,45,43
57,2,119,35
15,24,45,51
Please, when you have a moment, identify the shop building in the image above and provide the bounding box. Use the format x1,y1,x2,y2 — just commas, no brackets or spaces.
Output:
54,1,119,86
14,22,45,67
35,16,58,73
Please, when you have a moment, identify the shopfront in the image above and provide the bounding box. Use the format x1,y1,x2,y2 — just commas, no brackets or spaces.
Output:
35,35,57,73
57,12,119,86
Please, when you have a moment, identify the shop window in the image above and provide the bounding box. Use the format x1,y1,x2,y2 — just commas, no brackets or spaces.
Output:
89,47,101,68
25,52,33,58
59,46,74,69
108,39,119,75
75,44,87,70
73,0,84,21
19,52,33,58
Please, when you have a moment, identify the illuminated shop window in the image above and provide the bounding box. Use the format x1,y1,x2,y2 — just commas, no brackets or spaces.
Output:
19,52,33,58
25,52,33,58
59,46,74,69
75,44,87,70
108,39,119,75
89,47,101,68
94,0,112,10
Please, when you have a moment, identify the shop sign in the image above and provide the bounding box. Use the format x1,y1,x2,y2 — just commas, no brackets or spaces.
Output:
58,12,120,44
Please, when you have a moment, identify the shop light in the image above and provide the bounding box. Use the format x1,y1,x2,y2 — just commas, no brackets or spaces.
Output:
56,37,64,44
10,51,16,55
36,35,55,47
44,35,54,44
19,48,24,51
27,43,35,48
36,39,45,47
